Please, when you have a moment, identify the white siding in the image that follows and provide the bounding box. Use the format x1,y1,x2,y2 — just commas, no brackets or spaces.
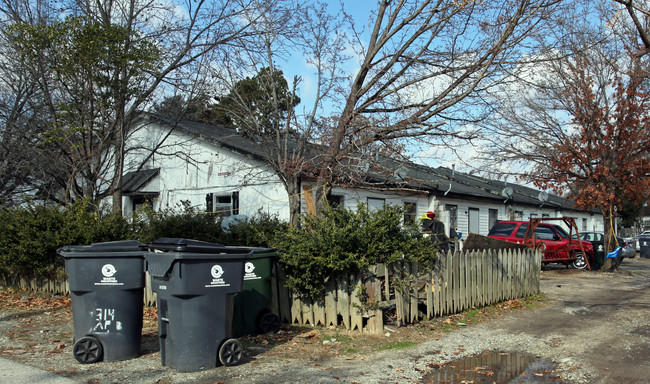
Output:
123,122,290,221
123,120,605,233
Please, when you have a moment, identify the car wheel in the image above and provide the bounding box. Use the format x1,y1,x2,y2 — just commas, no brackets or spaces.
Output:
572,252,588,270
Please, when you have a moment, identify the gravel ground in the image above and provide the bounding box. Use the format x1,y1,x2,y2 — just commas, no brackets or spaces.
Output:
1,257,649,384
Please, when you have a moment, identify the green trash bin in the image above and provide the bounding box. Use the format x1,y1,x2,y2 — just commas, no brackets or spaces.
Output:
232,248,280,337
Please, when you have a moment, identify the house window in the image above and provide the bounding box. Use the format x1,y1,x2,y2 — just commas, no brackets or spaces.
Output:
509,209,524,220
367,198,385,212
488,209,498,230
582,218,587,232
206,192,239,217
132,195,154,212
445,205,458,232
403,202,417,224
327,194,344,209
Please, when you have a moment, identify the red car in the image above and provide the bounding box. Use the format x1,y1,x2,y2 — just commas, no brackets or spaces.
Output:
487,220,594,269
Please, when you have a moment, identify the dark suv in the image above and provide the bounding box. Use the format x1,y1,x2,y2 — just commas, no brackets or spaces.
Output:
488,220,594,269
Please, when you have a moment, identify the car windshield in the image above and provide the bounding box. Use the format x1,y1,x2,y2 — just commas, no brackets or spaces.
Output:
553,225,570,239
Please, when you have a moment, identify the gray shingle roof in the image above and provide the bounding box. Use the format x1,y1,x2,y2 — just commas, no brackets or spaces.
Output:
122,168,160,194
145,114,583,212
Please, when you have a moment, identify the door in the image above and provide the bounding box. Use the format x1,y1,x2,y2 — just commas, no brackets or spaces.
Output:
468,208,480,234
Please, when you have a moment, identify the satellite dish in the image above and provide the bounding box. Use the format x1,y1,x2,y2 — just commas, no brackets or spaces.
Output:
538,191,549,207
395,166,409,180
221,215,248,233
538,191,548,202
501,187,513,199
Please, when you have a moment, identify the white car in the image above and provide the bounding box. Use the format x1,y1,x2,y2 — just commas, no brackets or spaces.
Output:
622,238,637,258
636,231,650,252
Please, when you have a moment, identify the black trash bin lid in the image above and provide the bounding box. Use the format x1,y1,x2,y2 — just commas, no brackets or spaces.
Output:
57,240,147,258
146,238,259,278
148,238,253,254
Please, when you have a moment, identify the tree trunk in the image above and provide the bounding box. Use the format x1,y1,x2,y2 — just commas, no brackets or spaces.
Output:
287,181,301,228
601,206,620,272
313,178,332,216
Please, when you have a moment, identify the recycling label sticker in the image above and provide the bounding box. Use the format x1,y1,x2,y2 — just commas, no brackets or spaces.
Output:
244,262,261,281
205,264,230,288
95,264,124,286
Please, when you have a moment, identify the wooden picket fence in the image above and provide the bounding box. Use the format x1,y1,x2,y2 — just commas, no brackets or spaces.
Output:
1,248,541,334
282,248,542,334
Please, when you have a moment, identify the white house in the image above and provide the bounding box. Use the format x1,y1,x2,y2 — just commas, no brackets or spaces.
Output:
122,115,604,238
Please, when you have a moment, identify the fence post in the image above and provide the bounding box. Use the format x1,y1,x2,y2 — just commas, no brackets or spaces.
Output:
337,274,351,330
350,272,364,331
409,262,419,323
365,265,384,334
324,279,338,327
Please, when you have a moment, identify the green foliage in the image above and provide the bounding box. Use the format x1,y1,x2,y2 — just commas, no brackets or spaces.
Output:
10,16,160,110
0,200,429,295
134,203,287,247
274,203,436,299
618,194,647,228
207,67,300,131
135,201,225,244
0,201,289,276
0,201,133,275
221,210,289,247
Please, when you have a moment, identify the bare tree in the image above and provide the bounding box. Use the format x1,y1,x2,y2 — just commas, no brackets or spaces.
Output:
612,0,650,58
214,0,574,225
0,0,65,205
1,0,265,209
477,22,650,269
208,0,349,226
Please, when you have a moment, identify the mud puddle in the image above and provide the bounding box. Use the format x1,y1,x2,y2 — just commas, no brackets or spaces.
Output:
421,351,564,383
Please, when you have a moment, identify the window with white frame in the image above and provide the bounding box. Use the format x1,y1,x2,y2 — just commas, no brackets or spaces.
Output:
327,194,344,209
403,202,417,225
206,192,239,217
445,205,458,232
488,209,498,230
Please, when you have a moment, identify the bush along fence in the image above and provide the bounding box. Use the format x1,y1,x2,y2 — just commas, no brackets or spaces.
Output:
280,248,542,334
0,248,541,334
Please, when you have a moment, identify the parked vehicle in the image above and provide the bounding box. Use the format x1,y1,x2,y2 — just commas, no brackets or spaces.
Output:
488,220,594,269
636,231,650,252
622,238,637,258
578,232,632,268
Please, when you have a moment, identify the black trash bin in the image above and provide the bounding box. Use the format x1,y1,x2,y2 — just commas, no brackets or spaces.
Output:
57,240,146,364
145,238,253,372
640,237,650,259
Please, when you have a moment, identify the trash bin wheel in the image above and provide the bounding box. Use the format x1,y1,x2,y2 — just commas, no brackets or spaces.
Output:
218,338,243,366
259,312,281,334
73,336,103,364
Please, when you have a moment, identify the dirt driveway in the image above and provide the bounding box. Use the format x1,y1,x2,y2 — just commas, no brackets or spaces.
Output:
1,258,649,383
